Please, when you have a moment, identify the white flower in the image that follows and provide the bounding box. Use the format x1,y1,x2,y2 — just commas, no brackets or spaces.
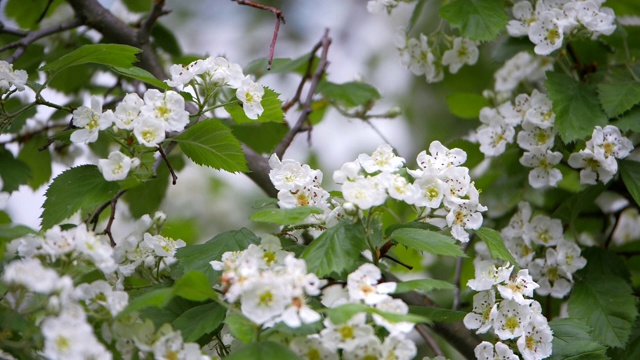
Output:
414,141,467,174
568,147,617,184
528,248,573,298
386,174,419,204
367,0,398,14
528,11,564,55
277,184,330,210
494,53,552,94
463,290,497,334
474,341,520,360
441,38,479,74
588,125,634,159
319,313,375,351
517,322,553,360
507,1,543,37
524,90,555,129
357,144,405,173
405,34,443,83
133,116,166,147
516,124,556,151
373,298,415,334
446,201,486,242
269,154,322,191
380,334,417,360
166,63,196,87
333,161,363,184
493,300,531,340
236,76,265,119
203,56,244,87
497,269,539,305
2,258,60,294
523,214,563,247
143,233,186,257
342,177,388,209
342,336,382,360
41,308,111,360
467,261,513,291
502,201,532,239
74,280,129,317
412,170,446,208
504,236,536,268
113,93,144,130
240,276,290,325
519,147,563,188
555,240,587,274
290,336,338,360
477,123,516,157
0,60,28,91
140,89,189,132
98,151,137,181
153,328,209,360
70,96,113,144
347,263,396,305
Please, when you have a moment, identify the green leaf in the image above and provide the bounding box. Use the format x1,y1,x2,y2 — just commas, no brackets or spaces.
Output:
568,274,638,347
244,54,319,78
393,279,455,294
389,228,467,257
118,288,174,319
301,221,368,278
40,44,141,78
598,81,640,118
232,121,288,154
549,318,609,360
173,120,248,172
0,224,38,241
408,306,467,322
226,341,301,360
475,227,517,265
4,0,64,30
408,0,428,31
108,66,170,90
225,314,259,344
250,206,323,225
225,87,284,124
173,271,218,302
121,0,152,13
0,149,31,192
609,316,640,360
546,72,608,143
176,228,260,285
440,0,507,41
40,165,120,229
17,134,52,190
620,160,640,207
151,23,182,57
614,106,640,132
317,81,381,108
172,302,226,342
326,303,429,325
446,93,490,119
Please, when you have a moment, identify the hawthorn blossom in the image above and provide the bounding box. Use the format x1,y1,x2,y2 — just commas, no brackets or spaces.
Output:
493,300,531,340
133,116,166,147
588,125,634,159
289,336,338,360
474,341,519,360
113,93,144,130
463,290,497,334
529,11,564,55
441,37,479,74
497,269,539,305
319,313,375,351
236,76,264,119
140,89,189,132
523,214,563,247
567,147,617,184
342,177,387,209
0,60,27,91
347,263,396,305
70,96,113,144
98,151,138,181
467,261,513,291
240,276,290,325
528,248,573,298
519,147,563,188
357,143,405,173
517,322,553,360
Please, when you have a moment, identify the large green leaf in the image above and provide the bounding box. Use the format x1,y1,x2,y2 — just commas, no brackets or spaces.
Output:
598,81,640,118
549,318,608,360
546,72,608,143
301,221,368,278
620,160,640,207
446,93,490,119
118,288,174,319
17,134,52,190
250,206,323,226
317,81,381,108
173,120,248,172
108,66,170,90
225,87,284,124
609,316,640,360
226,341,301,360
568,274,638,347
474,227,517,265
40,44,141,78
0,149,31,192
614,106,640,132
172,302,226,342
225,314,259,344
173,271,218,302
4,0,64,30
393,279,454,294
389,228,467,257
176,228,260,285
440,0,507,41
41,165,120,229
232,121,288,154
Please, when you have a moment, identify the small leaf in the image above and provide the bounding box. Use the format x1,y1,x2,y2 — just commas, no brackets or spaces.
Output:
108,66,170,90
301,221,368,278
225,87,284,124
172,302,226,342
389,228,467,257
620,160,640,207
0,149,31,192
118,288,174,319
40,44,141,78
250,207,323,225
41,165,120,229
393,279,455,294
475,227,517,265
446,93,490,119
173,271,218,302
549,318,609,360
317,81,381,108
17,134,52,190
440,0,507,41
546,72,608,143
225,314,259,344
173,120,248,172
121,0,152,12
226,341,301,360
597,81,640,118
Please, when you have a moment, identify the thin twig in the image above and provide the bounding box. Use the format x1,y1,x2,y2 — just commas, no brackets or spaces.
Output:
415,324,444,357
36,0,56,24
381,255,413,270
453,241,472,311
232,0,285,70
103,190,126,247
274,29,331,158
0,19,83,63
138,0,170,41
282,41,323,112
157,145,178,185
0,22,28,37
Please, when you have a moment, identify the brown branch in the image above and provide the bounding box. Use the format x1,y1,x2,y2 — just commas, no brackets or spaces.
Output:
274,29,331,159
0,19,83,63
157,145,178,185
282,41,323,112
0,22,28,37
138,0,170,41
90,190,126,247
232,0,285,70
415,324,444,357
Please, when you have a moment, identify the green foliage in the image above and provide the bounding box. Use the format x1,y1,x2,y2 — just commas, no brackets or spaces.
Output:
614,107,640,132
108,66,171,90
0,224,37,242
226,87,284,124
40,44,141,79
122,0,152,13
4,0,64,30
225,341,301,360
172,271,218,302
597,81,640,118
172,302,226,342
549,318,609,360
301,221,368,278
389,228,467,257
244,54,319,78
0,149,31,192
393,279,454,294
325,303,429,325
118,287,174,319
250,206,323,225
40,165,120,229
173,120,248,172
17,134,52,190
232,122,288,154
446,93,490,119
408,306,467,322
440,0,507,41
316,81,381,108
546,72,608,143
620,160,640,208
225,314,259,344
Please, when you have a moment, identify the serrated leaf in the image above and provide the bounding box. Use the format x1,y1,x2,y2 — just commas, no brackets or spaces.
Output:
173,271,218,302
226,87,284,124
301,221,368,278
225,314,258,344
0,149,31,192
614,106,640,132
108,66,170,90
250,206,323,225
440,0,507,41
609,316,640,360
176,228,260,285
172,302,226,342
568,274,638,347
41,165,120,229
40,44,141,78
317,81,381,108
393,279,455,294
549,318,609,360
17,134,52,190
226,341,301,360
408,306,467,322
232,121,288,154
546,72,608,143
389,228,467,257
598,82,640,118
475,227,517,265
446,93,490,119
173,120,248,172
620,160,640,207
118,288,174,319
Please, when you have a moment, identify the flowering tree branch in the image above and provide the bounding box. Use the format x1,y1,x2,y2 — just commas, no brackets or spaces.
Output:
232,0,285,70
0,19,83,63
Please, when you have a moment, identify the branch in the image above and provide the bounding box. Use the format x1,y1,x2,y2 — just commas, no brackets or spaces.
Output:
138,0,170,41
90,189,126,247
0,19,83,63
453,241,472,311
232,0,285,70
274,29,331,159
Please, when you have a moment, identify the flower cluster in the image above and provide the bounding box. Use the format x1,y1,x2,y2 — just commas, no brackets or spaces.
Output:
568,125,634,184
0,60,28,92
507,0,616,55
499,202,587,298
464,262,553,360
493,51,553,96
269,154,331,214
